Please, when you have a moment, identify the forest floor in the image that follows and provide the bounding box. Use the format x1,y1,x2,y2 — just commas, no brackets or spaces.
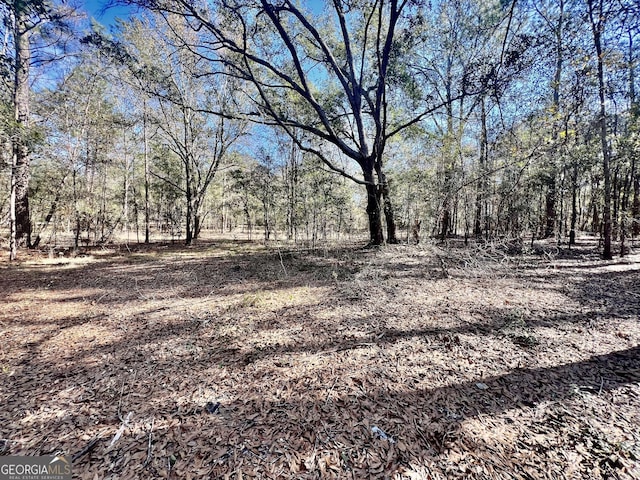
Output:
1,235,639,479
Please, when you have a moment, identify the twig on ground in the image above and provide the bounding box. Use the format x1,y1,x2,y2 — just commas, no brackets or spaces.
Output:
324,376,339,407
109,412,133,448
117,379,126,420
143,419,154,467
117,371,136,421
72,436,101,462
277,248,287,277
413,419,431,449
598,377,604,396
0,438,10,455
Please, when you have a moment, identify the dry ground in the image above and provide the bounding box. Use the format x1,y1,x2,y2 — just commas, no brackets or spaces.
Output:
1,237,639,479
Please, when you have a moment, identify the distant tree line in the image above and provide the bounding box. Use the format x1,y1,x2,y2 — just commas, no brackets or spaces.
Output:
0,0,638,258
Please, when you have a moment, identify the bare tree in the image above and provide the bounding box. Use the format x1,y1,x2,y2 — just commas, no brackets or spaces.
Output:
120,14,246,245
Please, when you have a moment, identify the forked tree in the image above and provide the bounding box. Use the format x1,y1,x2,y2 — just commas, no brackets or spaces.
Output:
87,14,247,245
131,0,462,245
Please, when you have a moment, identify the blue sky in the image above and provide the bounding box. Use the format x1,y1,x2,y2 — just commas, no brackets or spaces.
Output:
83,0,325,27
83,0,136,27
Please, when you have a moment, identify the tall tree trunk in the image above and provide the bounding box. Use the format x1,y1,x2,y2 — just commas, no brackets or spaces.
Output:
73,169,81,249
440,55,454,241
286,137,298,241
621,168,631,255
194,213,201,241
475,96,488,237
588,0,612,259
100,163,107,242
544,181,556,238
364,167,384,246
185,172,194,245
185,207,193,245
612,167,620,241
143,99,150,244
633,170,640,237
441,205,451,241
9,153,17,260
628,31,639,238
122,129,130,242
559,165,566,239
377,166,398,244
382,188,398,243
13,8,31,247
570,162,578,245
544,0,565,239
591,185,600,233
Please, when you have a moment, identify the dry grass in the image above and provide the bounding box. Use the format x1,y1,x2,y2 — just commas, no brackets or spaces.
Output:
1,238,639,479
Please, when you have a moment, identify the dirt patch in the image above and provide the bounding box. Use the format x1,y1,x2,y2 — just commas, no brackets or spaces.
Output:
1,239,639,479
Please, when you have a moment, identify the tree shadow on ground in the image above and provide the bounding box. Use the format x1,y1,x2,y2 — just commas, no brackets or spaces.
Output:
0,241,369,310
228,344,640,445
63,344,640,478
5,241,639,374
3,240,640,478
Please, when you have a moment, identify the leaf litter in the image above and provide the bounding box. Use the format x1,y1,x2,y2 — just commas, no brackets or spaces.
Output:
1,238,639,479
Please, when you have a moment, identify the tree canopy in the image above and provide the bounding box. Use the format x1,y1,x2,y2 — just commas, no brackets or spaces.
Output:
0,0,638,256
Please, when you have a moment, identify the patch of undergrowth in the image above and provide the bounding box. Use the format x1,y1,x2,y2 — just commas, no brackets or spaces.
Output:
498,308,540,348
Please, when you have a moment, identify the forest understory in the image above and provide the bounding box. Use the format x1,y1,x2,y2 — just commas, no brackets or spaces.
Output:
1,236,639,479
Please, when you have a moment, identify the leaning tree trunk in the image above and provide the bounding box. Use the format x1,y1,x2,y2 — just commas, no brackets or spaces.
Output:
193,214,201,241
13,9,32,247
